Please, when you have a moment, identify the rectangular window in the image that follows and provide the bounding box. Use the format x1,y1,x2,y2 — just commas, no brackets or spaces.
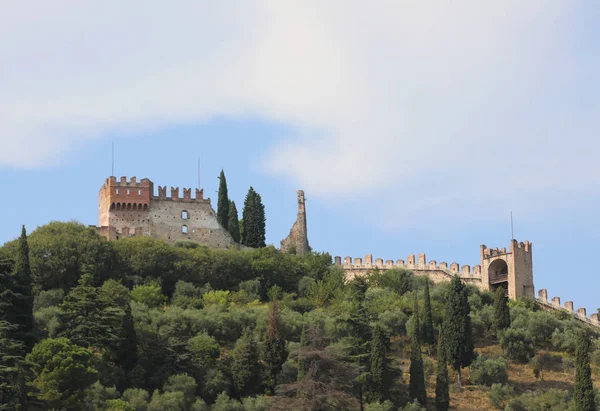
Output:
138,190,142,195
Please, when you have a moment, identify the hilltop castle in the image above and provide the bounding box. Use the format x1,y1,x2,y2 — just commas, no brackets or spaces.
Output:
93,176,310,252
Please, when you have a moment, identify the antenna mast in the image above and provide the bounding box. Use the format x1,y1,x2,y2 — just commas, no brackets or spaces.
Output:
197,158,201,189
111,141,115,176
511,211,514,240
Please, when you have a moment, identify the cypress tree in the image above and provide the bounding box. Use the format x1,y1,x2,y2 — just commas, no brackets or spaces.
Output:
422,281,435,348
435,331,450,411
231,328,262,397
12,226,34,351
241,187,266,248
443,276,475,385
368,324,393,403
409,319,427,407
412,297,421,344
263,300,288,394
217,170,229,230
492,287,511,334
116,303,138,374
573,332,595,411
228,200,241,243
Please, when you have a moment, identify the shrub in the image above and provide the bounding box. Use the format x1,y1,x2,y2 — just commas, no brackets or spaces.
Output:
470,356,508,386
33,288,65,310
500,328,535,363
400,400,426,411
365,400,395,411
488,383,514,410
130,282,166,308
504,389,571,411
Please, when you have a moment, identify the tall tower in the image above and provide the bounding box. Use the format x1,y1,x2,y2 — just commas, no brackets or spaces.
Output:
281,190,310,255
480,239,534,299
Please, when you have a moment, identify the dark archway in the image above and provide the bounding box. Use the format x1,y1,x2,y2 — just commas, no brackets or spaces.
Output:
488,259,508,294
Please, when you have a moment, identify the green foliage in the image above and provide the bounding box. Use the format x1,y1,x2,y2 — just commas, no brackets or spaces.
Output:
26,337,98,410
500,328,535,363
231,329,262,397
187,333,220,371
435,332,450,411
365,400,395,411
171,280,204,309
241,187,266,248
408,324,426,407
122,388,150,411
470,356,508,386
228,200,241,243
147,389,186,411
421,281,434,346
106,399,136,411
488,383,514,410
163,373,197,410
573,332,595,411
217,169,230,231
0,320,25,410
117,303,138,374
83,381,119,410
505,389,571,411
33,288,65,311
368,324,394,403
400,399,426,411
57,273,123,352
492,287,510,334
443,276,475,385
130,281,166,308
368,268,413,295
12,226,35,351
262,300,288,393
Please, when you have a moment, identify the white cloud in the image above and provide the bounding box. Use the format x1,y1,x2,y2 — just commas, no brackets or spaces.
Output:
0,1,598,227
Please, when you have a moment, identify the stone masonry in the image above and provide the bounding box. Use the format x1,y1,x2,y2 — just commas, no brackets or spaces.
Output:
280,190,310,255
94,176,237,248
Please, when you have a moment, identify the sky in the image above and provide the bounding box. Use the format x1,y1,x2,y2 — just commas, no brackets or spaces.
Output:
1,1,599,312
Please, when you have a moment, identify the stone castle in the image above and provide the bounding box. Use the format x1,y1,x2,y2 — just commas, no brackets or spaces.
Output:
92,176,598,327
93,176,309,252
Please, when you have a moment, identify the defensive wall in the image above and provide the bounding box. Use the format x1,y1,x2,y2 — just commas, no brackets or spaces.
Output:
536,288,600,328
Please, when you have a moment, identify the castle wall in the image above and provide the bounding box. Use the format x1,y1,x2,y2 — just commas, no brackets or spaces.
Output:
147,191,236,248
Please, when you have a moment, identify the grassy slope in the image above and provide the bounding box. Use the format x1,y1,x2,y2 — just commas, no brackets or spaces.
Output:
391,339,600,410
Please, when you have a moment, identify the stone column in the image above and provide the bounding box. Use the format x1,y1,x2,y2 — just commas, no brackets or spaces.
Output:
538,289,548,303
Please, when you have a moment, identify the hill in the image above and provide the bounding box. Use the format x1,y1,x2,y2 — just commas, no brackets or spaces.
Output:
0,221,599,410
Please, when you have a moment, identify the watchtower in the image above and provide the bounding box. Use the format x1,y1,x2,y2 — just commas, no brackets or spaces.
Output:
480,239,534,299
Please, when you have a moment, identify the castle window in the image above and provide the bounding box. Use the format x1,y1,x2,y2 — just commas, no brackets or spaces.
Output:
116,189,119,195
182,210,189,220
182,225,188,234
127,189,131,195
138,190,141,195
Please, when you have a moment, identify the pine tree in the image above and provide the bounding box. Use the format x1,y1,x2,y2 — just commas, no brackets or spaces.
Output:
241,187,266,248
573,332,596,411
231,328,262,397
368,324,394,403
228,200,241,243
492,287,511,334
12,226,34,351
443,276,475,385
217,170,229,231
435,331,450,411
263,300,288,394
409,320,427,407
422,281,435,348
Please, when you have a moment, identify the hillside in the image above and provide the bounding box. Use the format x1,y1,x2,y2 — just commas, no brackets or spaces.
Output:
0,221,599,411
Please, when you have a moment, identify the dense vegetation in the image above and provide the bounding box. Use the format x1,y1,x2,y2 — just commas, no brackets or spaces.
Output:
1,221,599,410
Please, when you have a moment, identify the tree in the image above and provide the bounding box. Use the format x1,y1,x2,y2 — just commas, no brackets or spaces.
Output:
422,281,434,348
435,332,450,411
241,187,266,248
217,169,230,231
116,303,138,374
26,338,98,410
271,326,359,411
228,200,241,243
573,332,595,411
12,226,34,351
409,311,427,407
0,321,25,410
231,328,262,397
130,281,166,308
263,300,288,394
368,324,394,403
492,287,510,334
57,273,122,351
443,276,475,385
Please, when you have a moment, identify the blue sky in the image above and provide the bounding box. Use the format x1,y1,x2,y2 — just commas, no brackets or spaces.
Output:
1,1,599,313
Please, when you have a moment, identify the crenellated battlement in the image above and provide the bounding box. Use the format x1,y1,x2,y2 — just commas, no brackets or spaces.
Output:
536,288,599,328
155,186,208,203
101,176,152,190
335,253,482,279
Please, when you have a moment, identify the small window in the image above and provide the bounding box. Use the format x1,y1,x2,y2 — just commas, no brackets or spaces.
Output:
127,189,131,195
182,210,189,220
116,188,119,195
182,225,188,234
138,190,142,195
